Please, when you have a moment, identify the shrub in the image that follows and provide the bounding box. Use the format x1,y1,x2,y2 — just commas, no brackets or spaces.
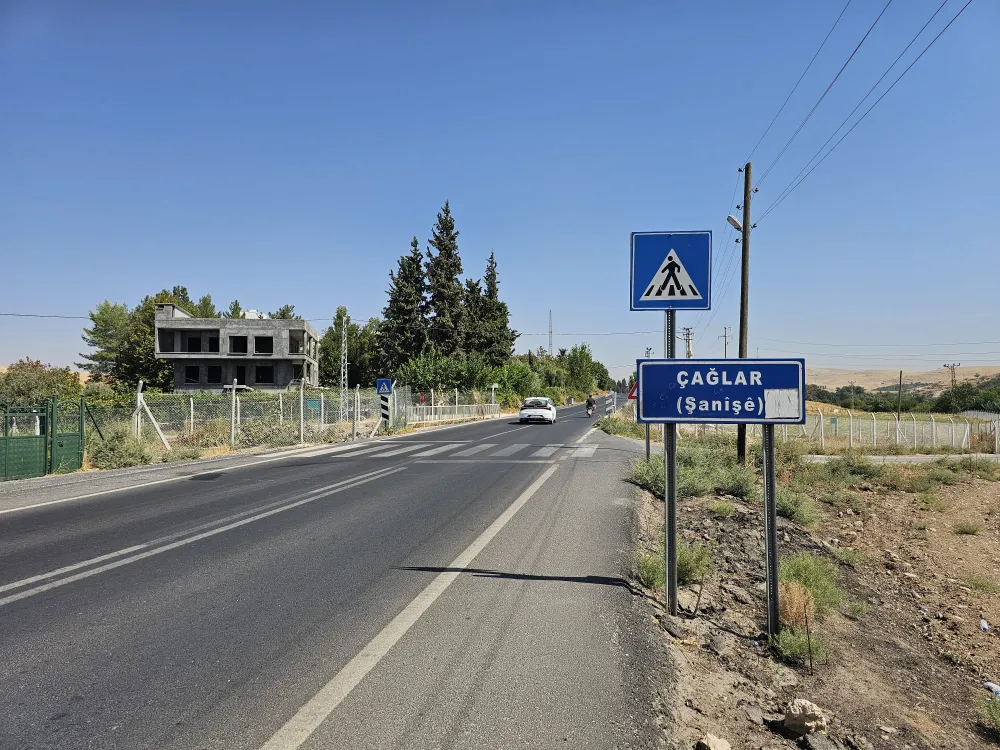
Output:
636,551,665,590
953,522,982,536
980,696,1000,738
779,553,841,617
677,470,713,499
628,457,664,498
834,548,865,568
87,422,153,470
715,465,760,502
772,627,829,665
677,541,711,584
845,601,869,620
161,447,203,462
173,420,230,448
918,491,949,512
707,500,735,518
597,416,646,441
778,581,815,629
966,574,999,595
776,487,820,526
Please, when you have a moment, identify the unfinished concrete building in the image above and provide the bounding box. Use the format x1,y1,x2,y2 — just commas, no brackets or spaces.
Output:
153,304,320,391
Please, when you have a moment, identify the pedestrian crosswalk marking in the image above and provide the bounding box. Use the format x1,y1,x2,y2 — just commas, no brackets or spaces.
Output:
571,445,597,458
490,443,530,457
640,250,702,300
411,443,465,457
450,443,496,457
369,443,431,457
531,445,563,457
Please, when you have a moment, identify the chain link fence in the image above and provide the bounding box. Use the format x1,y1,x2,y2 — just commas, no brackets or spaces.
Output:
88,386,382,452
391,385,501,426
606,398,999,454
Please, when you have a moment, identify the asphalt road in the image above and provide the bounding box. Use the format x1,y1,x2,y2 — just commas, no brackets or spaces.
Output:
1,400,659,750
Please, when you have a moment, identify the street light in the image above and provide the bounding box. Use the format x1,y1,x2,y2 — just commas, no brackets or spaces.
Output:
727,215,742,232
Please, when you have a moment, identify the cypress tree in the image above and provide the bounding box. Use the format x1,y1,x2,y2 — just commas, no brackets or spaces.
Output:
480,252,518,366
424,201,464,356
380,236,428,373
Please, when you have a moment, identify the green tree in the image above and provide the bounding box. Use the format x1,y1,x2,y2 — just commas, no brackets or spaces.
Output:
458,278,486,355
478,252,518,366
222,300,245,319
171,286,194,312
425,201,464,356
380,236,428,374
194,294,218,318
0,358,82,406
111,291,180,392
565,343,597,391
268,304,301,320
77,300,131,381
319,308,383,387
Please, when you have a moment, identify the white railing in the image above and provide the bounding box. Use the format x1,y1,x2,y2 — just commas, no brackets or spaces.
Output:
403,403,500,424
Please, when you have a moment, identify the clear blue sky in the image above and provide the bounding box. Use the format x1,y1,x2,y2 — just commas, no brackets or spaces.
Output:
3,0,998,378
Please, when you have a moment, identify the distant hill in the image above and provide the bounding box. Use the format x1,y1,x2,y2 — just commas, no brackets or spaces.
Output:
806,366,1000,397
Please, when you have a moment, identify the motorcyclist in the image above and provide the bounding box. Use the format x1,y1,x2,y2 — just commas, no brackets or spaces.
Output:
586,393,596,416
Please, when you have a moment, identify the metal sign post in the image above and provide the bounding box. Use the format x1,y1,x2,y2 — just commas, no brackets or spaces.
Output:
637,358,806,634
377,378,392,427
664,309,678,616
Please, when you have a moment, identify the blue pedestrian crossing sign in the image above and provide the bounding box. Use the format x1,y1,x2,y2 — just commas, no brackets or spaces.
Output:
630,231,712,310
376,378,392,395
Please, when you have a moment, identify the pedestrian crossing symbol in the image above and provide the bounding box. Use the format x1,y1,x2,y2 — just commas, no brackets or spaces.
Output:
630,231,711,310
376,378,392,395
640,250,702,301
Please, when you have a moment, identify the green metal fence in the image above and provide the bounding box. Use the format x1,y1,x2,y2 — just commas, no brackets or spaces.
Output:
1,397,86,481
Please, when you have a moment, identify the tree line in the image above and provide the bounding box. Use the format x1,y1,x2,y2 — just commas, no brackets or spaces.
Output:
63,201,613,405
805,381,1000,414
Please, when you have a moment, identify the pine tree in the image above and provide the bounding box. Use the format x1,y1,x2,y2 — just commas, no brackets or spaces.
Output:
77,300,132,380
194,294,218,317
424,201,464,356
268,304,301,320
380,236,428,373
222,300,244,319
479,251,518,366
459,279,486,355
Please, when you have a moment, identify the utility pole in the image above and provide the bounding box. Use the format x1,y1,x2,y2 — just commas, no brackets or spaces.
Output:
737,161,756,465
680,327,694,358
943,363,960,391
339,313,349,422
719,326,730,358
548,310,553,358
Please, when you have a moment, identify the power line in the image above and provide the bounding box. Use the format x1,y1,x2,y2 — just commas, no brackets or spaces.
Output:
758,335,1000,348
759,0,976,222
755,0,893,188
744,0,854,163
0,312,89,319
762,0,951,217
757,346,1000,359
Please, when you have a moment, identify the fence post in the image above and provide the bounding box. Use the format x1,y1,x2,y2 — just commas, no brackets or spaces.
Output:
818,409,824,451
299,379,305,443
995,420,999,460
949,417,955,448
931,415,936,447
230,380,237,447
455,389,459,421
351,384,361,441
963,419,970,450
871,413,876,448
47,395,57,474
189,397,194,435
279,393,284,424
79,395,86,468
320,393,325,430
911,414,917,449
236,396,241,426
847,410,853,449
135,380,144,439
431,388,435,409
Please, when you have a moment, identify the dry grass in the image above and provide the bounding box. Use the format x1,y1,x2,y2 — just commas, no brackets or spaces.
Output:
779,581,816,629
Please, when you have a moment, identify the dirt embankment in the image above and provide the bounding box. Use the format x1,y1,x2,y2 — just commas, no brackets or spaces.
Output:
630,451,1000,749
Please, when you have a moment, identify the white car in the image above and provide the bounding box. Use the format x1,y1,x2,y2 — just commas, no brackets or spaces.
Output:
519,397,557,424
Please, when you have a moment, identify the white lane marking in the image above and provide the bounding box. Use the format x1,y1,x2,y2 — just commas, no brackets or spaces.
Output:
576,428,596,444
367,443,431,458
415,460,555,465
259,465,559,750
448,443,496,457
0,443,382,516
0,544,148,595
490,443,529,457
0,467,405,608
530,444,563,458
484,425,529,439
410,444,464,457
571,445,598,458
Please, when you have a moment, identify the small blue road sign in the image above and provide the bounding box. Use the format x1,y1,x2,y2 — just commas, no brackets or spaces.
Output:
630,231,712,311
376,378,392,396
636,359,806,424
